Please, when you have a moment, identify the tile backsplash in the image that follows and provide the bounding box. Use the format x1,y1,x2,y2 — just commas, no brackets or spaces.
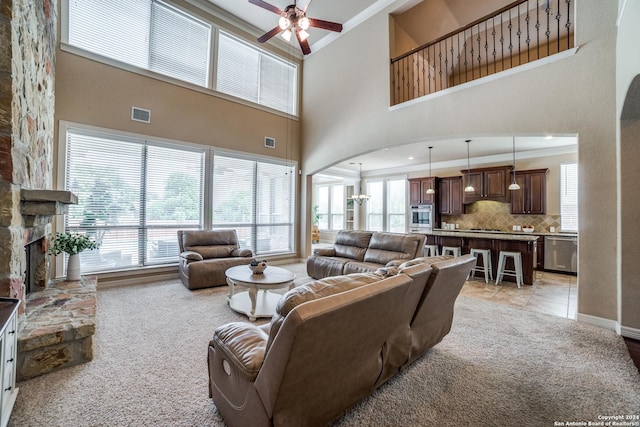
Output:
442,201,561,232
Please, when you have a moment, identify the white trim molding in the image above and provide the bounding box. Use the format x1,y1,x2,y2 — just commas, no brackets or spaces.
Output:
577,313,619,332
620,325,640,341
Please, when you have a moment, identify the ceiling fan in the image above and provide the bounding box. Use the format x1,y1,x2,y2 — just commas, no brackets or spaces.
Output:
249,0,343,55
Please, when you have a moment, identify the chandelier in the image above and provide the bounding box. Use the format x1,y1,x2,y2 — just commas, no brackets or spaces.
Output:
350,163,371,205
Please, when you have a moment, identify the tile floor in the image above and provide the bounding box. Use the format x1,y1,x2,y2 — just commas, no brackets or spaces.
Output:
462,270,578,319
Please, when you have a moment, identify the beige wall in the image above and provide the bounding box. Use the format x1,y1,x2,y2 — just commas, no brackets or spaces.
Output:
617,0,640,334
302,0,619,324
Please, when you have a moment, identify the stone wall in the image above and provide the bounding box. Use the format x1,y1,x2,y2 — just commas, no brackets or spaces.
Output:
0,0,57,307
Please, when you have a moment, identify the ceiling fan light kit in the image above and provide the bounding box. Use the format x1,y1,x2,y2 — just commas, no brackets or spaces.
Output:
249,0,343,55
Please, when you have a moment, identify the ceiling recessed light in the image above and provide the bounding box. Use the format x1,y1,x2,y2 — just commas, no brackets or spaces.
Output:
545,135,553,140
408,156,414,160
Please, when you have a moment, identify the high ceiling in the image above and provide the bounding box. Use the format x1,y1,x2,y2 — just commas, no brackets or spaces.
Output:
205,0,382,54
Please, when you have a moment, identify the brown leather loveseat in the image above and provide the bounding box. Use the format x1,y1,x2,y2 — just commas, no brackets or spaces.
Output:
207,254,476,426
177,229,253,290
306,230,426,279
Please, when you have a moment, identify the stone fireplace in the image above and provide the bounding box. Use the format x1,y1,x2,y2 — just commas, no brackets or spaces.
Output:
0,1,96,380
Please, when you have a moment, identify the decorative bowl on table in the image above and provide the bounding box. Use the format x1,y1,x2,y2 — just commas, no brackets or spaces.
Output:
249,260,268,274
522,226,535,233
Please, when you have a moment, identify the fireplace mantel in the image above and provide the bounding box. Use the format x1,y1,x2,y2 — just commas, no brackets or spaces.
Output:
20,190,77,227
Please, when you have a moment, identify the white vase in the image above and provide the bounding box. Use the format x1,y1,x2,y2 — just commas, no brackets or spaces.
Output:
66,254,81,281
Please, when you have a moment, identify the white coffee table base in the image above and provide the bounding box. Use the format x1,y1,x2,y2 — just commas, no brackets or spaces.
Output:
227,290,283,321
225,265,296,321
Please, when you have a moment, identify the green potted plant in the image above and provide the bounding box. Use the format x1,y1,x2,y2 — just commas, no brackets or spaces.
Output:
311,205,322,243
48,232,100,281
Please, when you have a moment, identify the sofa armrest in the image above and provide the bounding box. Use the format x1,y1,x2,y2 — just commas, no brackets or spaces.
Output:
231,248,253,257
313,247,336,257
211,322,268,382
180,251,203,261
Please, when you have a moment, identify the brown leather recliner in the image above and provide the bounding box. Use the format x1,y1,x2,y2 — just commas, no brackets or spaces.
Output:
177,230,253,290
208,254,476,426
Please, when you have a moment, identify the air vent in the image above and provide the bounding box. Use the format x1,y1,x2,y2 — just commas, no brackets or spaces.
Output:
131,107,151,123
264,137,276,149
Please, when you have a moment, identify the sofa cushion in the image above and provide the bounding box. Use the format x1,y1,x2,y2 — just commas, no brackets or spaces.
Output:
265,272,383,352
363,232,424,265
212,322,269,381
333,230,373,261
343,261,389,275
181,230,240,258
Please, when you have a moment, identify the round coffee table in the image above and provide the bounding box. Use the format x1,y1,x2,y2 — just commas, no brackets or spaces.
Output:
225,265,296,321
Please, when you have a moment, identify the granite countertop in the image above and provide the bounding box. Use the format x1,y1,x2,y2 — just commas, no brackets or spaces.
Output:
430,229,540,241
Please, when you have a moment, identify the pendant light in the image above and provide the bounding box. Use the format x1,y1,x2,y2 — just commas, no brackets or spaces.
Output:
426,146,435,194
350,163,371,205
464,139,475,193
508,136,521,190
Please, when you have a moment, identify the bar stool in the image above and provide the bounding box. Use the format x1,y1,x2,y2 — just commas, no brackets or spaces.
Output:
468,248,493,283
424,244,439,257
442,246,462,257
496,251,524,288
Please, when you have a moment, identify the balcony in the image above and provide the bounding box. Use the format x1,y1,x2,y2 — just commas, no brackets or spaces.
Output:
390,0,574,106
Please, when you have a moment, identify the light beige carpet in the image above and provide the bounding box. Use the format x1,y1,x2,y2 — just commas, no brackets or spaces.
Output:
9,269,640,426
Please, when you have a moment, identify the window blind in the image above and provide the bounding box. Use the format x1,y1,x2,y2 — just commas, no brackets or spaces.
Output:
560,163,579,232
217,31,297,115
68,0,211,87
213,153,294,255
65,129,205,272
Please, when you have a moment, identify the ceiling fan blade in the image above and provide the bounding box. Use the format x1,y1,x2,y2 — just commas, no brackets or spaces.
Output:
257,26,283,43
296,0,313,13
296,30,311,55
248,0,283,15
308,18,343,33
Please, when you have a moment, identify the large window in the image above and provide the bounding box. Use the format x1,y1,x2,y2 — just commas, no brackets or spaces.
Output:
315,184,345,230
65,0,298,115
64,129,204,272
560,163,578,232
68,0,211,87
366,178,407,232
213,153,295,255
217,32,297,115
62,127,295,274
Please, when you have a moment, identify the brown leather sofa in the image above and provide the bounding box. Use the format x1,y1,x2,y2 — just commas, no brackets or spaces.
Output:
208,254,476,427
306,230,427,279
177,230,253,290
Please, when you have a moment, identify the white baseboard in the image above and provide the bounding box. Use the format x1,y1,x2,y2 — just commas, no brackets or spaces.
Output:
576,313,618,331
620,325,640,340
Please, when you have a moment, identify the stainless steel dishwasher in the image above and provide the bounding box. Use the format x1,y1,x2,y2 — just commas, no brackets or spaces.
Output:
544,235,578,273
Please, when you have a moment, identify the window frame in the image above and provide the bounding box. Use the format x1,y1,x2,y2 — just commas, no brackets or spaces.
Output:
60,0,300,118
365,176,408,232
314,183,346,231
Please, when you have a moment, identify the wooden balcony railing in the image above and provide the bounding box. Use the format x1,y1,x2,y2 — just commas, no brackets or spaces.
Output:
390,0,574,106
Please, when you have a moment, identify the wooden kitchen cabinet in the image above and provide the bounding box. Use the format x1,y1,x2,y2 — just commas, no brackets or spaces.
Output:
409,177,436,205
460,166,512,204
510,169,548,214
438,177,463,215
535,238,544,270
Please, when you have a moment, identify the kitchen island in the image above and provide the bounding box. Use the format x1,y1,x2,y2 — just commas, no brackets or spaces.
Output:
423,229,540,285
